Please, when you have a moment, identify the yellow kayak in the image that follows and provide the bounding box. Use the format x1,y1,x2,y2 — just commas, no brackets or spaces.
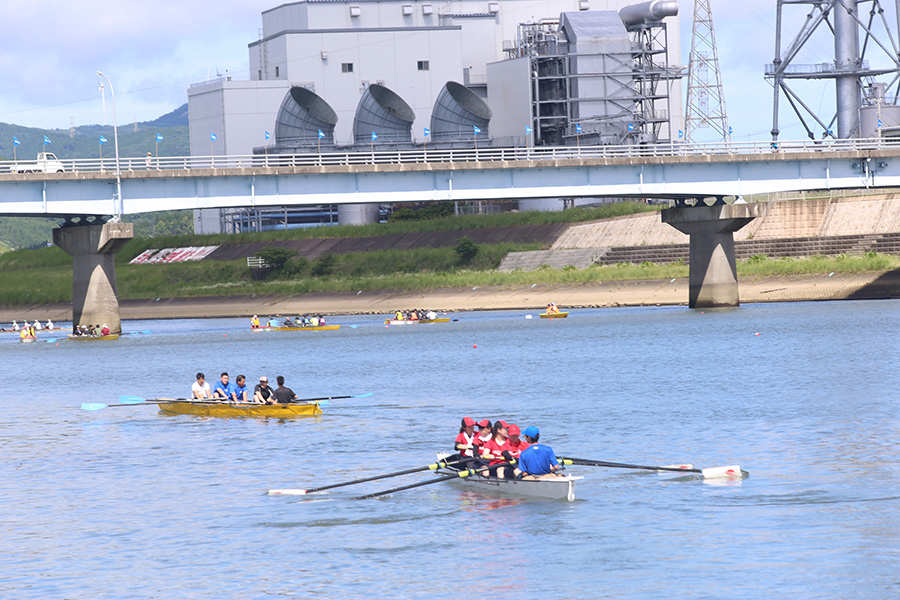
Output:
251,325,340,331
157,399,323,418
67,334,121,340
539,312,569,319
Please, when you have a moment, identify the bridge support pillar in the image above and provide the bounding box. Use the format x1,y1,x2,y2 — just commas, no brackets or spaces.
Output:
53,222,134,333
661,204,759,308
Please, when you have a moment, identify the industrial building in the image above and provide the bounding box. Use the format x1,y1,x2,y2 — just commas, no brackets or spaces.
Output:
187,0,683,233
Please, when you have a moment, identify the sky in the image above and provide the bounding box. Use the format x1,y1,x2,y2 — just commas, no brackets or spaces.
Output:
1,0,898,141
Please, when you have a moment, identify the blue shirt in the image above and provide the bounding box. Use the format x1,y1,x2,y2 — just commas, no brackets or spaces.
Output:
213,381,236,400
517,443,559,475
234,382,248,401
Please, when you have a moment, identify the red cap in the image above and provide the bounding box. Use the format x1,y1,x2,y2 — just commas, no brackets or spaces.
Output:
494,420,509,429
508,424,520,435
477,419,491,428
462,417,475,427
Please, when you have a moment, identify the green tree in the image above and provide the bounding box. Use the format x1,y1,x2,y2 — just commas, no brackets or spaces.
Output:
256,247,296,271
311,253,336,276
454,236,479,264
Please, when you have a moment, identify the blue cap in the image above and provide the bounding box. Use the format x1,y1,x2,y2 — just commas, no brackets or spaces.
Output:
523,426,539,438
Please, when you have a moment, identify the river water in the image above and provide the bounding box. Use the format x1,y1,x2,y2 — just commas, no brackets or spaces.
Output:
1,300,899,599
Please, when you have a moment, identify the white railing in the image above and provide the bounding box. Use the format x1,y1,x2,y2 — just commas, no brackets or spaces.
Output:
3,137,900,175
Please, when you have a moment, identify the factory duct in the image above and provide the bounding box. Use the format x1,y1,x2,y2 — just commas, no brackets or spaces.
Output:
274,86,339,145
353,84,416,144
430,81,492,140
618,0,678,27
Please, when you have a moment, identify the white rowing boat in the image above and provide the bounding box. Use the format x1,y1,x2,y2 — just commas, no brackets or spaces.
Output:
435,453,582,501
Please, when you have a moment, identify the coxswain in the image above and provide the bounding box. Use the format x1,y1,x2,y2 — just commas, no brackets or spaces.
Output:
481,420,513,478
251,315,260,329
100,324,110,336
513,426,560,479
425,310,438,320
272,375,297,404
318,315,326,326
506,424,530,459
454,417,477,463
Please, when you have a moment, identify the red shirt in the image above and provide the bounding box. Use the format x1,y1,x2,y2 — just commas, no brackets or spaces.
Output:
455,431,475,457
482,437,512,465
507,438,530,458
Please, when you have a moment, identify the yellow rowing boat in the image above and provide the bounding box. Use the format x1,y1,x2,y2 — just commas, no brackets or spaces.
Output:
539,312,568,319
157,399,323,418
251,325,340,331
67,334,121,340
384,318,450,325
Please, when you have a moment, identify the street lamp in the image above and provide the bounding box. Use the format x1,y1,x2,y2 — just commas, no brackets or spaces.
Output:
96,71,122,218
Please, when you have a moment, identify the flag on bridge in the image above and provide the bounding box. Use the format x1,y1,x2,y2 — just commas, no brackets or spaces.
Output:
473,125,481,135
13,136,20,146
878,119,883,128
210,133,217,142
318,129,325,139
575,124,582,134
156,132,164,143
43,136,51,145
424,127,431,137
678,129,684,139
99,135,107,144
728,126,733,135
371,131,378,141
627,123,634,132
525,126,532,135
265,131,271,140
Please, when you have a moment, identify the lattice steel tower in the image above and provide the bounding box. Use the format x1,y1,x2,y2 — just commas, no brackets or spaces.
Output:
683,0,731,143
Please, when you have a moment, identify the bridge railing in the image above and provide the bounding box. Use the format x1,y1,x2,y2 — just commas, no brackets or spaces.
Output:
4,137,900,175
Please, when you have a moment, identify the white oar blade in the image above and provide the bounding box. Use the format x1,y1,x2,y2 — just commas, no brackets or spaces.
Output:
268,489,308,496
659,463,693,474
700,465,743,479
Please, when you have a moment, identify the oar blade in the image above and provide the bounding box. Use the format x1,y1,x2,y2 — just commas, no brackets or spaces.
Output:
352,392,374,398
700,465,743,479
81,403,109,411
267,489,308,495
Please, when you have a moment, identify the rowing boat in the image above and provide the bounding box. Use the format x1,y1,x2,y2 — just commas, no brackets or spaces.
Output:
19,336,36,343
67,334,120,340
384,318,450,325
435,453,582,501
251,325,341,332
539,312,568,319
157,399,324,418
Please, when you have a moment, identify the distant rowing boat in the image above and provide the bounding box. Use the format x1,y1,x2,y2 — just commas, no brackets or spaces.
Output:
157,399,324,418
19,336,37,343
384,318,450,325
251,325,341,332
539,312,568,319
435,453,581,501
67,334,120,340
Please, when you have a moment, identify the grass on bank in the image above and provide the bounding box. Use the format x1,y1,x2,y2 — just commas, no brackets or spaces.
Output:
2,251,898,306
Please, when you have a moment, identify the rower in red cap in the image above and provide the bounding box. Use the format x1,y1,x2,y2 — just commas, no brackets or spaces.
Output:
481,420,513,478
506,424,530,460
454,417,477,462
472,419,493,469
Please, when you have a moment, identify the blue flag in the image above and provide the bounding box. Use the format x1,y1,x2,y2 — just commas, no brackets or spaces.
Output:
473,125,481,135
13,136,20,146
575,124,582,134
525,126,532,135
371,131,378,141
678,129,684,139
99,135,107,144
627,123,634,132
318,129,325,139
265,131,271,140
424,127,431,137
156,132,164,142
878,119,883,128
728,126,733,135
210,133,217,142
43,136,51,145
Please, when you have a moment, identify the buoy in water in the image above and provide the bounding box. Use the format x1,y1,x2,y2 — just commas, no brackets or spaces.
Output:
473,344,477,349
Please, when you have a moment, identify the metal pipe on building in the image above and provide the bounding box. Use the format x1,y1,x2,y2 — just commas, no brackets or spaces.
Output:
834,1,860,138
618,0,678,27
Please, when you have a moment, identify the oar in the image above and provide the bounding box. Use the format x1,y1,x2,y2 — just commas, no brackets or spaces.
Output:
268,456,474,496
81,398,183,411
288,392,373,404
354,460,514,500
557,456,743,479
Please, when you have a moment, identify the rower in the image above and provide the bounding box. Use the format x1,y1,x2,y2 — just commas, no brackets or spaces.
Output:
234,374,249,402
481,420,513,478
272,375,297,404
100,324,110,336
472,419,493,470
513,426,560,479
506,424,530,459
454,417,477,462
213,372,237,401
192,372,211,399
250,315,261,329
254,376,274,404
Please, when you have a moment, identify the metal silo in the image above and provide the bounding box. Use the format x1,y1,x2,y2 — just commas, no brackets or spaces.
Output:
353,84,416,144
430,81,492,141
274,86,338,148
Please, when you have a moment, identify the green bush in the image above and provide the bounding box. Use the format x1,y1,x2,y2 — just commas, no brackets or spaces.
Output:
455,236,480,264
256,247,296,270
311,253,336,277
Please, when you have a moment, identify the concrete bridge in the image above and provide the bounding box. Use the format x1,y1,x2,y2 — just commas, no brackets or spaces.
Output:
3,138,899,329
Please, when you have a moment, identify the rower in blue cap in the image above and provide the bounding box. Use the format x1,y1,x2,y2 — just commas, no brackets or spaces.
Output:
513,426,560,478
